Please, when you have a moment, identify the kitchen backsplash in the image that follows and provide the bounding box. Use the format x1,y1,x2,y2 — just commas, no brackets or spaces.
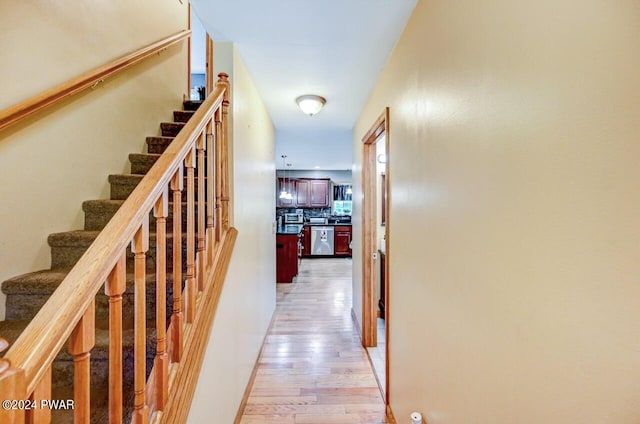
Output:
276,208,331,219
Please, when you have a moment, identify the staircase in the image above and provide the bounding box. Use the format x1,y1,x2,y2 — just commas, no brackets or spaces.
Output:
0,100,202,423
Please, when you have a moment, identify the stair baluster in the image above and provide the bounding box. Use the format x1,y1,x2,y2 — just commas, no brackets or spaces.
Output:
131,220,150,424
185,147,196,324
206,119,215,265
197,131,207,291
106,254,126,424
170,167,184,363
153,190,169,410
69,300,96,424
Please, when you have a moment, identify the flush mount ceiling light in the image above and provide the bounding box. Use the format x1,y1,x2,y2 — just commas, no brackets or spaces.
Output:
296,95,326,116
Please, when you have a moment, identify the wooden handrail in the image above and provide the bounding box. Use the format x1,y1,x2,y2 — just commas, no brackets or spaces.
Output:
0,30,191,132
3,80,227,396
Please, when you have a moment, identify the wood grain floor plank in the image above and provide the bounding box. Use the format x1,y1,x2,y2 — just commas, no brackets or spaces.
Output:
238,258,390,423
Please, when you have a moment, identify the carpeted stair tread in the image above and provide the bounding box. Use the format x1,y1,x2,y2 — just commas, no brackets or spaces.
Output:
2,269,180,295
108,174,144,200
129,153,161,174
48,229,190,271
183,100,203,111
108,173,145,184
130,153,210,175
48,229,187,247
83,199,196,232
83,199,125,212
173,110,195,122
160,122,185,137
48,230,100,247
109,173,207,201
0,320,157,359
2,269,69,294
2,268,181,323
83,199,125,230
146,136,175,154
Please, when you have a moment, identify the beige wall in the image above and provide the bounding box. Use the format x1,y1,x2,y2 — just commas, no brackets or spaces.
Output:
188,44,276,423
0,1,188,319
353,1,640,422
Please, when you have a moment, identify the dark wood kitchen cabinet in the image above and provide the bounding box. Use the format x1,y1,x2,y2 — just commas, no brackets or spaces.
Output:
309,179,330,207
276,234,298,283
276,178,331,208
295,179,311,207
334,225,352,256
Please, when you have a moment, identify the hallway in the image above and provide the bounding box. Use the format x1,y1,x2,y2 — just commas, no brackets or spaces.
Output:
239,258,390,424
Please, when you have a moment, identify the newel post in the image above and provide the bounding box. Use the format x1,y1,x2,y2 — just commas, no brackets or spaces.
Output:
69,301,96,424
0,340,26,424
216,73,231,232
213,107,223,244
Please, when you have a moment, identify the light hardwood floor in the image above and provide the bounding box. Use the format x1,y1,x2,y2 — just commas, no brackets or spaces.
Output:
239,258,390,424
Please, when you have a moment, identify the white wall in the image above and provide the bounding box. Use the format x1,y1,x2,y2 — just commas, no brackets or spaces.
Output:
0,1,188,319
188,44,276,423
353,1,640,422
276,129,353,170
190,9,207,74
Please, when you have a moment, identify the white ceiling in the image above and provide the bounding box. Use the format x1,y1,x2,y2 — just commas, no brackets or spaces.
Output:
190,0,417,170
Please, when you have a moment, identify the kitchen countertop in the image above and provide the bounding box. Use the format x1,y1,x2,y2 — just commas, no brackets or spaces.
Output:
276,223,352,234
276,225,303,235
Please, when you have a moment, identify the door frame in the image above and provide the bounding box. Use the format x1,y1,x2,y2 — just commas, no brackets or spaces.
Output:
187,5,214,98
361,107,390,403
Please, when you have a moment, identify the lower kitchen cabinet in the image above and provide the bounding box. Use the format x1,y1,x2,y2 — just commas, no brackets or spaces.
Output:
302,226,311,257
276,234,298,283
334,225,352,256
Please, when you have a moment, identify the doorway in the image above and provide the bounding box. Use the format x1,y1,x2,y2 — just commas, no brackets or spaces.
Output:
188,6,214,99
361,108,390,404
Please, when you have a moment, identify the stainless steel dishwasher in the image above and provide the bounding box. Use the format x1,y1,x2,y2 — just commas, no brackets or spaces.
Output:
311,226,334,255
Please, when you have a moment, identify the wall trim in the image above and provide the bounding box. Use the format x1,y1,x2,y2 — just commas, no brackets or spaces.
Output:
232,308,278,424
351,307,362,342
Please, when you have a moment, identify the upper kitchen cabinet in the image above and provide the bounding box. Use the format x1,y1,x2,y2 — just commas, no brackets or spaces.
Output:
277,178,331,208
295,179,311,207
309,179,330,207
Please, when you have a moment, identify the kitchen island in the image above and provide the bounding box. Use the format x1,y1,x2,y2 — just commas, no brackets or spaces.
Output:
276,222,352,284
276,225,302,283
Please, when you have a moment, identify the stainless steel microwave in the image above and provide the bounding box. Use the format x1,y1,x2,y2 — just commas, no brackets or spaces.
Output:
284,213,303,224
